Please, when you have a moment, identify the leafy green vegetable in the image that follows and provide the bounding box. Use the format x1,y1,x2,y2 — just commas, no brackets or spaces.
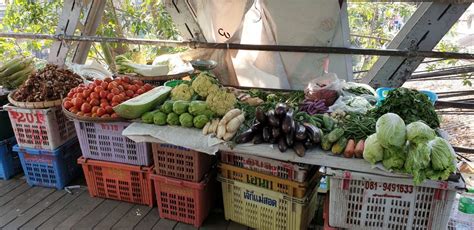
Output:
429,137,455,171
363,134,384,165
382,146,406,170
406,121,436,144
405,143,431,185
376,113,406,148
374,88,440,128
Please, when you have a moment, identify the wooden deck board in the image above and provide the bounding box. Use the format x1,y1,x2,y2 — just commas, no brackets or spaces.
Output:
19,189,85,230
0,183,31,206
0,176,25,196
2,190,67,230
71,199,122,230
36,191,103,230
0,187,54,227
54,193,105,230
133,208,161,230
93,201,134,229
174,222,198,230
199,211,229,230
152,219,177,230
112,204,153,229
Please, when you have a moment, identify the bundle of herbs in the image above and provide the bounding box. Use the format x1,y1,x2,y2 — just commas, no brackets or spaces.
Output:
373,88,440,128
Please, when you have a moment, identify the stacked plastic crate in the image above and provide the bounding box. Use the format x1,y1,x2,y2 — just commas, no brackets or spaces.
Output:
5,104,80,189
0,95,21,180
150,142,216,227
218,151,322,230
75,121,154,206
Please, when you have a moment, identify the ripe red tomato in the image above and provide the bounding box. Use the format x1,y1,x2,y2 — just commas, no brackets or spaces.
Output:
67,92,75,98
117,85,125,92
122,76,130,83
76,111,85,117
100,98,108,103
112,95,122,103
99,91,108,99
107,93,114,101
84,113,92,117
111,113,119,118
90,99,100,106
125,90,134,97
76,87,85,93
105,106,114,114
101,114,111,118
133,94,139,98
107,82,118,90
63,101,73,109
136,88,145,95
94,86,103,94
90,92,100,100
104,77,113,83
81,103,92,113
111,102,119,107
100,102,109,108
127,85,138,92
97,108,106,117
72,97,84,107
92,106,100,114
69,107,79,114
91,113,98,118
93,79,102,85
100,82,108,89
144,83,153,91
111,88,120,95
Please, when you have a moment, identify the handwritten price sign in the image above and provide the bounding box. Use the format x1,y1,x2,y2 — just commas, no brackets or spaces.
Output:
9,110,45,124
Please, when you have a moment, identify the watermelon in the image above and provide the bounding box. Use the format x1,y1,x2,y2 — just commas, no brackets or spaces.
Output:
114,86,171,119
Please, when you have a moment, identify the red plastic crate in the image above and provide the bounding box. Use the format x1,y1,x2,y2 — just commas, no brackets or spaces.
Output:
152,142,215,182
4,104,76,150
78,157,154,206
323,194,339,230
74,121,151,166
151,173,216,227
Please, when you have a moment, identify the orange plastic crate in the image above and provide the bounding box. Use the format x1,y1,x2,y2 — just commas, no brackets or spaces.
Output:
219,163,320,198
152,143,215,182
78,157,154,206
151,173,216,227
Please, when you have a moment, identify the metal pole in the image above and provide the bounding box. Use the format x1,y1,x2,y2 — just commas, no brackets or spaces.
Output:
0,32,473,60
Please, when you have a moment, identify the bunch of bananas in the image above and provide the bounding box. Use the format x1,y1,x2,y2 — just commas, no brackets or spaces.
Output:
0,57,35,90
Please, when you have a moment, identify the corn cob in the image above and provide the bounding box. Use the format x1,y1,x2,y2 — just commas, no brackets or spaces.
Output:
0,57,23,73
0,57,33,79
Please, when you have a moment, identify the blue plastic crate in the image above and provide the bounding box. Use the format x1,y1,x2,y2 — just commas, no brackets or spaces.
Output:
13,138,82,189
0,137,22,179
376,87,438,106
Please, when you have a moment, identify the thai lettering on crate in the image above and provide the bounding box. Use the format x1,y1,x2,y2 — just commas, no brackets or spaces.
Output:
100,123,120,131
9,111,45,124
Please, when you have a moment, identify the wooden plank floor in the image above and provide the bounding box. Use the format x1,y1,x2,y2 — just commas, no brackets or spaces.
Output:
0,175,325,229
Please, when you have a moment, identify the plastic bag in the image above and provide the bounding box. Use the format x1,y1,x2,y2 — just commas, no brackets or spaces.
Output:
341,81,377,104
328,95,374,114
304,72,342,106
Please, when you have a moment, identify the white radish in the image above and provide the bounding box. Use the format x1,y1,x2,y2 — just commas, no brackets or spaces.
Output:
202,122,211,135
210,119,219,134
217,124,226,139
226,114,245,133
219,109,242,126
223,131,237,141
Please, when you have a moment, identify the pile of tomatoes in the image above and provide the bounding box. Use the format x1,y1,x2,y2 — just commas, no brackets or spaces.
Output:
63,77,153,118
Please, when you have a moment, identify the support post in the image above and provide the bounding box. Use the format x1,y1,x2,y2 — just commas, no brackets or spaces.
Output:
363,2,471,88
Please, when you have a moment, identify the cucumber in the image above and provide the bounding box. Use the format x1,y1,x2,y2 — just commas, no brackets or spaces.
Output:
114,86,171,119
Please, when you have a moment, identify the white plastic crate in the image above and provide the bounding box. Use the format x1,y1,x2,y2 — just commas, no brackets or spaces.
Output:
4,104,76,150
328,169,461,230
219,150,315,183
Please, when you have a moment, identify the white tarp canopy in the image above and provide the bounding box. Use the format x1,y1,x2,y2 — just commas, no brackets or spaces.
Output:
183,0,350,90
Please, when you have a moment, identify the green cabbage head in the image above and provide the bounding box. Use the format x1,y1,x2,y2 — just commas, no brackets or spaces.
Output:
429,137,455,171
363,134,384,165
405,143,431,185
376,113,406,148
406,121,436,144
382,146,406,170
